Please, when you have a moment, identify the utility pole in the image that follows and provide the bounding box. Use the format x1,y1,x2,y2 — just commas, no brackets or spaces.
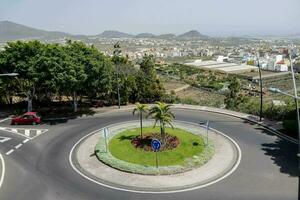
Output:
257,53,263,122
113,42,121,109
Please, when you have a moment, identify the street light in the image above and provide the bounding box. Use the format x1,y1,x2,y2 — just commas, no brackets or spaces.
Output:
0,73,19,77
256,53,263,122
269,47,300,200
268,87,299,99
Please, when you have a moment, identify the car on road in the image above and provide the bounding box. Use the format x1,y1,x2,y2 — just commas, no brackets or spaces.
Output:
11,112,41,125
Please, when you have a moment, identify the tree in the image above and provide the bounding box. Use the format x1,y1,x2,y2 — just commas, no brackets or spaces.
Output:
148,102,175,143
80,44,114,102
135,55,165,102
0,40,44,111
113,42,122,108
32,44,66,102
0,40,167,112
112,50,137,105
132,103,149,138
63,41,88,112
224,77,245,109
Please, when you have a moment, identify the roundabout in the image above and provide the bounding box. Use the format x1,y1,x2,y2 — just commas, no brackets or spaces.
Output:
0,106,297,200
70,120,241,193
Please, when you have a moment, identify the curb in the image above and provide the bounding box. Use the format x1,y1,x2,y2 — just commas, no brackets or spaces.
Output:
0,153,5,190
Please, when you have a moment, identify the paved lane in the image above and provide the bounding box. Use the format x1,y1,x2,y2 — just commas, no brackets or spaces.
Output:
0,109,297,200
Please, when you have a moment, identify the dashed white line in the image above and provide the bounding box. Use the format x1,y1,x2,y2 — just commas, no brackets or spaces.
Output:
15,143,22,149
5,149,14,156
23,139,29,144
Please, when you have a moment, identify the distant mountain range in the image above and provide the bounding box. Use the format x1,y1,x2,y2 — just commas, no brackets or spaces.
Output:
0,21,209,42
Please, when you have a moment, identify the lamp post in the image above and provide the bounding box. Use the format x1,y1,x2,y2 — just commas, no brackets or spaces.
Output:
256,54,263,122
113,42,121,109
269,47,300,200
290,49,300,200
269,87,299,99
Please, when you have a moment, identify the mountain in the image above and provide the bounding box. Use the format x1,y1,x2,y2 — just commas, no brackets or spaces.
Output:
97,30,134,38
135,33,176,39
157,34,176,39
0,21,211,42
0,21,71,42
177,30,208,39
135,33,156,38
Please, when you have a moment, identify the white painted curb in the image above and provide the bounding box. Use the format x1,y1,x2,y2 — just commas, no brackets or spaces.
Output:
0,153,5,190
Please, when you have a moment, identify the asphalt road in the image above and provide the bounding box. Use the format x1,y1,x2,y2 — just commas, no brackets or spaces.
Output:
0,109,297,200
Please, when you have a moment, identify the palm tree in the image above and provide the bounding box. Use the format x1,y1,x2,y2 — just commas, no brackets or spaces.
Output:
133,103,149,139
148,102,175,143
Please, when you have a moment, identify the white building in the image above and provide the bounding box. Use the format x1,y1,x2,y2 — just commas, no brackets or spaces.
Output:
217,55,229,62
274,60,288,71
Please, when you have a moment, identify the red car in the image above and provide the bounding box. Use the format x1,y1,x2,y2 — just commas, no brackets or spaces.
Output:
11,112,41,125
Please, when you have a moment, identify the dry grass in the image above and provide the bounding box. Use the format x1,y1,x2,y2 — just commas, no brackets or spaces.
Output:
176,87,225,107
162,79,188,92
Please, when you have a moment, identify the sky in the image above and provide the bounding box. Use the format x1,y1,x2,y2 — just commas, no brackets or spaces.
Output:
0,0,300,36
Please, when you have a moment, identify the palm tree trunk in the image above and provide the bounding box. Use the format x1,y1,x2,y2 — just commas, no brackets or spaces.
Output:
160,120,165,144
140,113,143,139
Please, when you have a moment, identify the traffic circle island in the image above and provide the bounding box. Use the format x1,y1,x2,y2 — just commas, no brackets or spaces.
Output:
70,120,241,193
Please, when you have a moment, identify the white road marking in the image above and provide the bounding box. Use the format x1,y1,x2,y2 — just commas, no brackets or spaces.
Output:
0,126,48,139
5,149,14,156
24,130,30,137
69,120,242,194
15,143,22,149
0,136,11,143
23,139,29,143
0,118,9,123
0,127,30,139
0,153,5,189
30,129,49,139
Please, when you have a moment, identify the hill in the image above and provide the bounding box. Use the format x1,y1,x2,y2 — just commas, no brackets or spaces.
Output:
157,34,176,39
135,33,157,38
177,30,208,39
0,21,71,42
97,30,134,38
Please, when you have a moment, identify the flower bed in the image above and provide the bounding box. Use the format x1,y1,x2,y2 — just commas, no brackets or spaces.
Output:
131,132,179,151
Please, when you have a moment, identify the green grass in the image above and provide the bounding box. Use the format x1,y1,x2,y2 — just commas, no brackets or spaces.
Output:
108,127,205,166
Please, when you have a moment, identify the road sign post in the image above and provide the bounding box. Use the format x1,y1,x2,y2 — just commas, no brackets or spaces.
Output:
103,128,108,152
206,121,209,147
151,139,161,168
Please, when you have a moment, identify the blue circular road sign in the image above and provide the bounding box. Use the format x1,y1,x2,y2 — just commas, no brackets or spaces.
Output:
151,139,161,151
